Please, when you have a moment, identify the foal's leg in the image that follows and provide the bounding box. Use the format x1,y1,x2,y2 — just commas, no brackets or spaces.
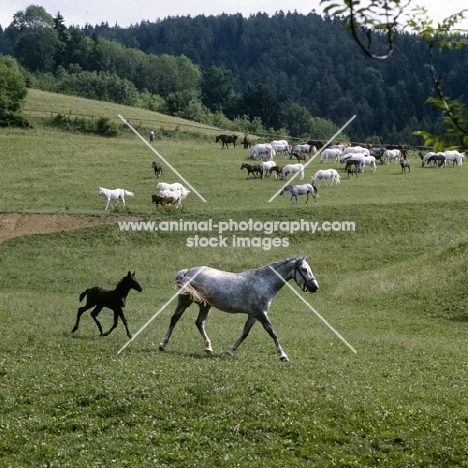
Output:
256,314,289,362
89,306,104,335
226,315,257,357
195,304,213,354
71,303,94,335
159,295,193,351
102,308,131,339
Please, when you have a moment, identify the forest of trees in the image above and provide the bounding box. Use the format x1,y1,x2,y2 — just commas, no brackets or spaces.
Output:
1,5,467,144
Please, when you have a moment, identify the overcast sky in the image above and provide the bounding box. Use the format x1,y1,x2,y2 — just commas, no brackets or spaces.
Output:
0,0,467,29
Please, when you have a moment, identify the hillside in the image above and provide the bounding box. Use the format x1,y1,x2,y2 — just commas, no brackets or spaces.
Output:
2,84,468,465
3,9,468,144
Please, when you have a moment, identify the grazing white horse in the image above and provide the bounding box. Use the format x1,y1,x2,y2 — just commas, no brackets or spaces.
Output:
157,182,190,199
250,143,276,160
443,150,464,166
261,160,277,177
98,187,134,210
280,163,304,180
342,146,370,157
310,169,341,186
270,140,291,157
291,144,315,159
320,148,342,163
280,184,318,204
381,149,401,164
362,155,377,172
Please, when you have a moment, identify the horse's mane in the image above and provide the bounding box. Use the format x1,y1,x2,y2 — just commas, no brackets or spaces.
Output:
256,257,301,274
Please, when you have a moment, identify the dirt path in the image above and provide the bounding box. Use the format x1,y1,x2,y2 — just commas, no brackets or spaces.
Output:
0,213,137,244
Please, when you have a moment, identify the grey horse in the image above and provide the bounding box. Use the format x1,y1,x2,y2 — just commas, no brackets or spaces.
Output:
159,256,319,361
279,184,318,204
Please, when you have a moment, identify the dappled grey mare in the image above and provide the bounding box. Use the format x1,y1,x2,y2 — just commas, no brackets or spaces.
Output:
159,256,319,361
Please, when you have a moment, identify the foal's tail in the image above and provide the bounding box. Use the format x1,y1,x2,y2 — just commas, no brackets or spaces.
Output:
123,190,134,197
79,289,90,302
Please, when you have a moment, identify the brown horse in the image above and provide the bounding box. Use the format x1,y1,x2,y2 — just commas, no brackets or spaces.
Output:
71,271,142,338
240,163,263,178
152,194,176,206
216,134,238,149
291,153,308,162
347,165,358,178
269,165,285,177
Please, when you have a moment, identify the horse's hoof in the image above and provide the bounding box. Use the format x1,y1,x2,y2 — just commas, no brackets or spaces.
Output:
159,344,165,351
205,349,213,355
225,350,234,357
280,355,289,362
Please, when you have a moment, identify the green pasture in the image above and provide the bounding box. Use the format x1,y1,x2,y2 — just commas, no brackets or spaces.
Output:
1,90,468,466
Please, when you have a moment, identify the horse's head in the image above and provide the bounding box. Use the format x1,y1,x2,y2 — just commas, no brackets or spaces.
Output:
293,256,319,293
126,271,143,292
216,136,220,143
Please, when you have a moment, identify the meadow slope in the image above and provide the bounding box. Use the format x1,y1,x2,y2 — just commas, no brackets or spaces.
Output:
1,90,468,466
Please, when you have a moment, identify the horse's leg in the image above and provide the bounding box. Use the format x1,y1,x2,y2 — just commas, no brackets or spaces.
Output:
195,304,213,354
256,314,289,361
226,315,257,356
159,295,193,351
90,306,104,335
105,197,110,210
104,308,131,338
71,303,93,335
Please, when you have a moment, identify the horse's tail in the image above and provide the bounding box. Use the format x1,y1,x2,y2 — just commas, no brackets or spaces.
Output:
123,190,134,197
176,269,208,305
79,289,90,302
335,173,341,184
180,186,190,198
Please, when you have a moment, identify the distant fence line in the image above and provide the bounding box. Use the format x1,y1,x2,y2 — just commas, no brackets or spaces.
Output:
22,108,303,142
22,108,429,150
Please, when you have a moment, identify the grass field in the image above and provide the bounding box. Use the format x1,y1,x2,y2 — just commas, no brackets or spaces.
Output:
1,90,468,466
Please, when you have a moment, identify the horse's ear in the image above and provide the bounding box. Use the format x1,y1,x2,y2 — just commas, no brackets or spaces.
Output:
132,271,135,276
128,271,132,276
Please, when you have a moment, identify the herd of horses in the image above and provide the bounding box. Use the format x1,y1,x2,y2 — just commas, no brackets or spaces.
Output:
79,133,464,362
